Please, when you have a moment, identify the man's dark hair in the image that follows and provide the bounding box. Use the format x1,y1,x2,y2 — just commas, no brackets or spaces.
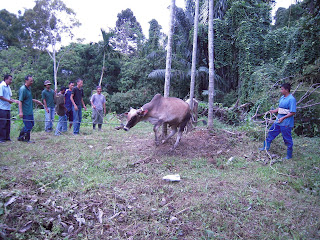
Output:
4,74,12,81
60,86,66,91
281,83,291,92
96,86,102,90
69,81,74,85
25,75,33,81
76,79,82,83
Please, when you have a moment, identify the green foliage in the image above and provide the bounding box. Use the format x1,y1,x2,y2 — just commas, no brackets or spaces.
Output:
23,0,80,50
222,90,238,107
113,8,144,55
0,9,29,49
109,88,153,113
32,109,45,132
274,4,305,29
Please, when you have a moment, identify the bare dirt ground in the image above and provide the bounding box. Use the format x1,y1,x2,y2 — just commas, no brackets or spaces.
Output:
119,127,247,162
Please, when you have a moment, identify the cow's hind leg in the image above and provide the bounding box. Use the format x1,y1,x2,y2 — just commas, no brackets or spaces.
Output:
172,112,191,149
162,127,177,144
173,128,183,149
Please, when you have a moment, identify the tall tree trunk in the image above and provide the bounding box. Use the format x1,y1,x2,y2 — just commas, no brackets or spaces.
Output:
99,51,106,86
53,48,57,91
164,0,175,98
208,0,215,129
163,0,175,137
189,0,200,111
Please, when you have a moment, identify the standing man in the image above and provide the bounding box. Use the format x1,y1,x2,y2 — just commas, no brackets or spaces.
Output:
259,83,297,159
65,81,74,130
90,86,106,131
54,86,67,135
42,80,55,132
18,75,43,143
70,79,87,135
0,75,19,142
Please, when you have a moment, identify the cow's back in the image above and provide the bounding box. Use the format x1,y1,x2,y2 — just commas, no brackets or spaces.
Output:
145,95,190,126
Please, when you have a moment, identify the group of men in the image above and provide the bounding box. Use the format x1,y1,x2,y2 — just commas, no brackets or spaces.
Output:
0,75,106,143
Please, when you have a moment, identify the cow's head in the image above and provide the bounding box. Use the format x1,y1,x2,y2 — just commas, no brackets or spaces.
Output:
123,108,148,131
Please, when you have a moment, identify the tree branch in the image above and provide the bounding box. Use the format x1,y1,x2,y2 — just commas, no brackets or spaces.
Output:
297,102,320,109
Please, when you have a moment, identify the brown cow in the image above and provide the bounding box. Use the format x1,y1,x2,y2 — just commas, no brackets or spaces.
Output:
124,94,191,149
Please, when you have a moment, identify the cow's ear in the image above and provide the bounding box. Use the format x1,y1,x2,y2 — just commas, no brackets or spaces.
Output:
138,109,148,116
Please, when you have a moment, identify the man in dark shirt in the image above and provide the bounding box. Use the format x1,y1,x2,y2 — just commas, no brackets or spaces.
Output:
65,81,74,130
70,79,87,135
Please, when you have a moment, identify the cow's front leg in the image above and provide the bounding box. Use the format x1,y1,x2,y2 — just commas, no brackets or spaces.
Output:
153,120,163,145
162,127,177,144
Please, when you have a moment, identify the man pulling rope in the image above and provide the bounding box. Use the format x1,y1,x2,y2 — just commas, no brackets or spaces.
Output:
259,83,297,160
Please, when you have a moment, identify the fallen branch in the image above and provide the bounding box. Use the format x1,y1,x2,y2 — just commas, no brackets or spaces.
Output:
297,102,320,109
175,207,190,215
109,211,123,220
220,129,237,135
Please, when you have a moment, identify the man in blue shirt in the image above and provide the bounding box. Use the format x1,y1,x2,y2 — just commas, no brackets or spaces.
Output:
259,83,297,159
0,75,19,142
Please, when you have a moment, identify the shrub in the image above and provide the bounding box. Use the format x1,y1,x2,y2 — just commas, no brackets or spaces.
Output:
108,88,153,113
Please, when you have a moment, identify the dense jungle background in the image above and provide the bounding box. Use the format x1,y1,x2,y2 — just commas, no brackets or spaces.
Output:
0,0,319,136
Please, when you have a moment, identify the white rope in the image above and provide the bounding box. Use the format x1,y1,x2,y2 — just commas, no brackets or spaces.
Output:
261,111,296,178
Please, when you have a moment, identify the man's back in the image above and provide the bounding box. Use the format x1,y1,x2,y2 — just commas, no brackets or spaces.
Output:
55,93,66,116
65,89,73,111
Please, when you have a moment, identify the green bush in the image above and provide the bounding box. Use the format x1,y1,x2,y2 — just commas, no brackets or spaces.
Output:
108,88,153,113
33,109,45,132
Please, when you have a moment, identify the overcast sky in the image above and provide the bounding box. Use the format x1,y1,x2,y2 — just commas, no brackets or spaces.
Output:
1,0,295,46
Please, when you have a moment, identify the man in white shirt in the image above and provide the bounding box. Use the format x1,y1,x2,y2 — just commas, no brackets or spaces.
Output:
0,75,19,142
90,86,106,131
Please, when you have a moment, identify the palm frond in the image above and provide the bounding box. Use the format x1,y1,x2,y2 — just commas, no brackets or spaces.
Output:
198,66,209,73
148,69,166,80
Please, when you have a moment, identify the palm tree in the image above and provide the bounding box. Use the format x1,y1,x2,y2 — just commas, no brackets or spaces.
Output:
189,0,200,111
164,0,176,98
99,29,114,86
208,0,215,129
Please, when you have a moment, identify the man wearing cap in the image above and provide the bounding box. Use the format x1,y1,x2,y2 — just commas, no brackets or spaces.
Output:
18,75,43,143
42,80,55,132
0,74,19,142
